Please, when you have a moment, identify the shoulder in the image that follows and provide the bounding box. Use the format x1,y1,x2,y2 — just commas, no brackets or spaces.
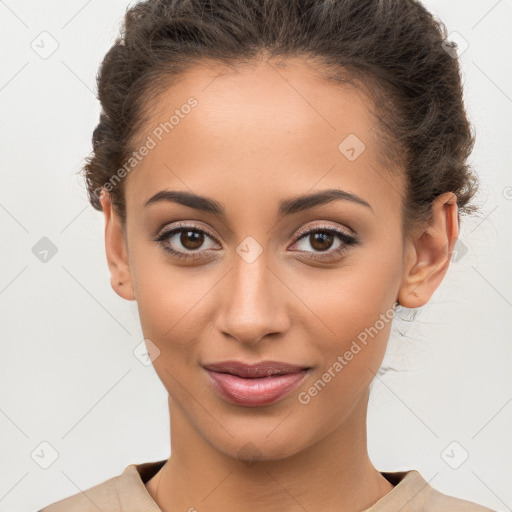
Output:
36,462,162,512
370,470,496,512
423,483,496,512
36,473,122,512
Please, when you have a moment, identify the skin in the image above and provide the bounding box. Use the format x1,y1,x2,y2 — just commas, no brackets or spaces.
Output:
99,56,459,512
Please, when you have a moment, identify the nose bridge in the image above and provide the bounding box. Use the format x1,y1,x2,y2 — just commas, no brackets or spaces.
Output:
216,242,288,345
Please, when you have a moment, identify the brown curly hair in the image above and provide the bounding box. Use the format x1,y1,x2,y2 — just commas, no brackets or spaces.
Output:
81,0,479,236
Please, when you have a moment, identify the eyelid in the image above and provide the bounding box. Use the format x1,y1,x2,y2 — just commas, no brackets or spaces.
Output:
156,221,221,245
290,221,356,245
156,220,354,244
153,220,359,262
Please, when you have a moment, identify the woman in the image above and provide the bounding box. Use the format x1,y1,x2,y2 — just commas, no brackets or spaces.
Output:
38,0,495,510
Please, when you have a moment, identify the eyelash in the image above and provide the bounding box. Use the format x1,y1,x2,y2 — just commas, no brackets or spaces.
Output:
152,222,359,263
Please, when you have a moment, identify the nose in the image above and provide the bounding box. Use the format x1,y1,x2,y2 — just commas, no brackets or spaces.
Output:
214,250,290,347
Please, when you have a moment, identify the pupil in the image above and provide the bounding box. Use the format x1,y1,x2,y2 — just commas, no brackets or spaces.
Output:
311,232,333,251
181,230,203,250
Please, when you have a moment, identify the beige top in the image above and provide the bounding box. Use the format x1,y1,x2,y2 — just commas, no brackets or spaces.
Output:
37,459,495,512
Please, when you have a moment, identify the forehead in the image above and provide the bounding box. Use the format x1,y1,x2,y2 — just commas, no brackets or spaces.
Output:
124,58,404,220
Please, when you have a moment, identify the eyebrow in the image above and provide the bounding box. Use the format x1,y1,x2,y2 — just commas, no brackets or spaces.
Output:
143,188,374,218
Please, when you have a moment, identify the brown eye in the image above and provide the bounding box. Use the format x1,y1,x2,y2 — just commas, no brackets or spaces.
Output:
308,232,335,252
153,223,221,261
289,224,360,263
179,229,205,250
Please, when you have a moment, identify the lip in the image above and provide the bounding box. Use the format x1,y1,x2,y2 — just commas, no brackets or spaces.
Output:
202,360,310,407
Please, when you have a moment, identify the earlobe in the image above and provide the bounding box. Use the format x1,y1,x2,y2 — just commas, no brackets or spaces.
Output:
99,190,136,301
397,192,459,309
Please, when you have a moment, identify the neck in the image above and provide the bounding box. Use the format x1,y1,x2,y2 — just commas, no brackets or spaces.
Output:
146,389,393,512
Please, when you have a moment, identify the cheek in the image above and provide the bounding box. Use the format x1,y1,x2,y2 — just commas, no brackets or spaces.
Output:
130,247,220,366
131,266,207,400
293,238,402,389
296,293,396,426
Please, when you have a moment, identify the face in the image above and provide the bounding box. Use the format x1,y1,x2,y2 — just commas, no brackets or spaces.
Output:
101,57,455,462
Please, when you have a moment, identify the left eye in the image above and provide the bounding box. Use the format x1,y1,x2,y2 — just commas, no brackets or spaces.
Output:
289,225,359,261
293,228,349,252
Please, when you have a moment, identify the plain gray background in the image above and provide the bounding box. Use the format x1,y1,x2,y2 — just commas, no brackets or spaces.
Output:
1,1,511,511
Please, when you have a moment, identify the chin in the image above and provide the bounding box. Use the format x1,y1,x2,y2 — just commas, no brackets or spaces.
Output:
203,421,313,464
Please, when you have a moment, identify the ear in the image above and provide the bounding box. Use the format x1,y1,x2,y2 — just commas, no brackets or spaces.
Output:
99,189,136,301
397,192,459,309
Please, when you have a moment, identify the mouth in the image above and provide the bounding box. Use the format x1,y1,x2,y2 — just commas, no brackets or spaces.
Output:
202,360,311,407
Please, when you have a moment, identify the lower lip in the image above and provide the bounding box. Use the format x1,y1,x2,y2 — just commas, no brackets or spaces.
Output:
204,369,309,407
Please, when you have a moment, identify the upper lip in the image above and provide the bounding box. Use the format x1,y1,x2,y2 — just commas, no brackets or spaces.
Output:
202,360,310,378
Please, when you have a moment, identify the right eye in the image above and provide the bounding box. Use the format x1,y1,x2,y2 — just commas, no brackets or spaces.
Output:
153,222,221,261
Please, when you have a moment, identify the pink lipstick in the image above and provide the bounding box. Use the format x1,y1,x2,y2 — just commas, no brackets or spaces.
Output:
203,360,310,407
